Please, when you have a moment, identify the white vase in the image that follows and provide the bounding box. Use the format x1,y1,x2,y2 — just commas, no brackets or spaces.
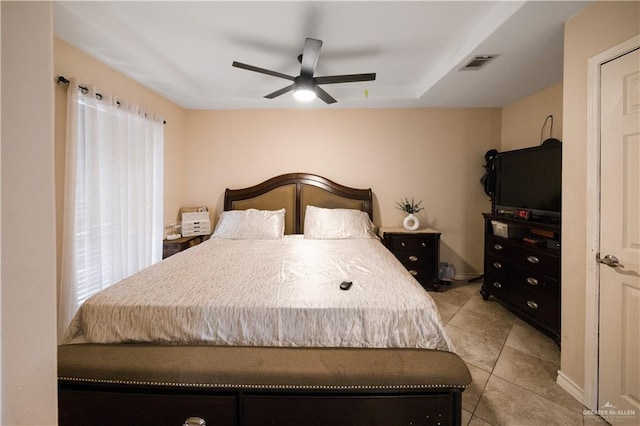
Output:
403,213,420,231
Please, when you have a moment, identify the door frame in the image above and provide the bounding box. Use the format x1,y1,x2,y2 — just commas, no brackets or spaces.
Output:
584,35,640,411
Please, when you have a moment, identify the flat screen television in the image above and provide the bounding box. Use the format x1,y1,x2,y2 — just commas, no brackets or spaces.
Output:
494,143,562,221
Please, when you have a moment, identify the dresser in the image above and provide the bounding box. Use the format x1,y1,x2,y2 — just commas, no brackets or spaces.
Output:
480,214,561,344
379,227,441,291
163,234,210,259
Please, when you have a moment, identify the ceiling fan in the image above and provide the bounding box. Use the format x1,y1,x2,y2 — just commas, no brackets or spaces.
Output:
232,38,376,104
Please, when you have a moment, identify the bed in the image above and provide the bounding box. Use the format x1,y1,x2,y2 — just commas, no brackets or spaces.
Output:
58,172,471,426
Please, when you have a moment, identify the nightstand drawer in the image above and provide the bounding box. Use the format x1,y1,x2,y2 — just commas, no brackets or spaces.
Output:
163,234,210,259
394,250,428,266
387,234,436,252
379,228,441,290
403,267,430,283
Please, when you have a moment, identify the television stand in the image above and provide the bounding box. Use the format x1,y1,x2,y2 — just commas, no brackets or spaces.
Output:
480,213,561,345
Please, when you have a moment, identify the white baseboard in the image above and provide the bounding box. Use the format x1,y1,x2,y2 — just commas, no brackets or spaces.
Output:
454,272,484,282
557,370,585,405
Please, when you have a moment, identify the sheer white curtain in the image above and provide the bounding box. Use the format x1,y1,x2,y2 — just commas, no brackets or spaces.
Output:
58,78,164,341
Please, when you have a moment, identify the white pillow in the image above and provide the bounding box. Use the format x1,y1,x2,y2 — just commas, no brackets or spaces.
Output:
212,208,285,240
303,205,376,239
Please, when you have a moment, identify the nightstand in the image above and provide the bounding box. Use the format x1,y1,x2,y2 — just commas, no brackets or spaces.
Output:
379,227,441,291
162,234,210,259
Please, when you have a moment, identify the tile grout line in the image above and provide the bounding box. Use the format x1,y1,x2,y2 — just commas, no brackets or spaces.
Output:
457,287,579,425
466,292,510,426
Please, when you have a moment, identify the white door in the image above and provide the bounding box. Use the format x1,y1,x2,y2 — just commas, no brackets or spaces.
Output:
599,47,640,425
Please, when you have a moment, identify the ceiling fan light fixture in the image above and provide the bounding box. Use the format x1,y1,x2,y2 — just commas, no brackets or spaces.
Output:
233,37,375,104
293,87,316,102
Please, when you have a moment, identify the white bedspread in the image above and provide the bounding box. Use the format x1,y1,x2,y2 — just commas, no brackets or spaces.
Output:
62,236,454,351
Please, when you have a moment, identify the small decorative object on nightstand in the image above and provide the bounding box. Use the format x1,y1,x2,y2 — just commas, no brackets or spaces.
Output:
395,198,424,231
163,234,210,259
379,227,441,291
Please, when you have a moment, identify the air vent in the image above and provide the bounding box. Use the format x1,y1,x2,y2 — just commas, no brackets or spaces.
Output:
459,55,499,71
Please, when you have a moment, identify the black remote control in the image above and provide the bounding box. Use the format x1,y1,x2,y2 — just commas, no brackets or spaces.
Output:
340,281,353,290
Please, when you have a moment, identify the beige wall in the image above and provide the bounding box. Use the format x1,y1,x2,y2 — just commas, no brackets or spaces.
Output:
185,108,500,277
1,2,57,424
561,1,640,392
501,83,563,151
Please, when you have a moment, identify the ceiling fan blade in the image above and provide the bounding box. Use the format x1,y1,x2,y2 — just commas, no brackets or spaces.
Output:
232,61,295,81
314,86,337,104
264,84,295,99
300,38,322,78
315,73,377,85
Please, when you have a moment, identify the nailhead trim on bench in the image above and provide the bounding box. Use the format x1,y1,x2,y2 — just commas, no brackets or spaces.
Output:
59,376,469,391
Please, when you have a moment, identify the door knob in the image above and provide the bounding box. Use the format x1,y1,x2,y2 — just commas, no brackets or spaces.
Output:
597,253,622,268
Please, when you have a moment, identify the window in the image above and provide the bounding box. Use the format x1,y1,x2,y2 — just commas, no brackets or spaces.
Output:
58,81,163,340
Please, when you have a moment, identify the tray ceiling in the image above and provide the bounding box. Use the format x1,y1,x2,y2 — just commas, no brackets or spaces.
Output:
54,1,589,109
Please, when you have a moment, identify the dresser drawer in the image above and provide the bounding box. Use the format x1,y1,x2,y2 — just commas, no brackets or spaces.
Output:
485,253,558,300
484,272,558,329
486,235,559,277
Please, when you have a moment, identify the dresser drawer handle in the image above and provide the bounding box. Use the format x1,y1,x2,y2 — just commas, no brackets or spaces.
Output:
408,255,418,262
184,417,206,426
493,262,502,269
527,256,540,264
526,277,539,286
421,242,427,247
493,281,502,289
494,244,503,250
409,270,418,276
527,300,539,310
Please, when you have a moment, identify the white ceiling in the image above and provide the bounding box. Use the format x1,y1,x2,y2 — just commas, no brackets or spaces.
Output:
53,1,589,110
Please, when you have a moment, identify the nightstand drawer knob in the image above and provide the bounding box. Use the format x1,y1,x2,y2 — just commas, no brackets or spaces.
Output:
527,300,539,310
493,262,502,269
401,242,406,247
421,242,427,247
409,270,418,276
527,256,540,264
184,417,206,426
494,244,503,250
493,281,502,289
526,277,539,286
408,255,418,262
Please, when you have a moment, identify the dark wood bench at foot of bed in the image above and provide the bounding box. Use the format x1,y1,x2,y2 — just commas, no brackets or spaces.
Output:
58,344,471,426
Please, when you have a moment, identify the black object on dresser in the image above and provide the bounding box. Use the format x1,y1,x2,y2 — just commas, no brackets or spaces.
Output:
379,227,441,291
480,213,561,345
163,234,210,259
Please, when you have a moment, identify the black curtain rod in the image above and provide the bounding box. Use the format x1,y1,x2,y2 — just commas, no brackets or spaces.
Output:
56,76,166,125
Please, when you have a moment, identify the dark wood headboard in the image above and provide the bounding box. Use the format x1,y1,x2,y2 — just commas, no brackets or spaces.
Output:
224,173,373,234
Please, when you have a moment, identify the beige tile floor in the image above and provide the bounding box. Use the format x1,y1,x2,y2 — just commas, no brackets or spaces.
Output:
428,281,610,426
